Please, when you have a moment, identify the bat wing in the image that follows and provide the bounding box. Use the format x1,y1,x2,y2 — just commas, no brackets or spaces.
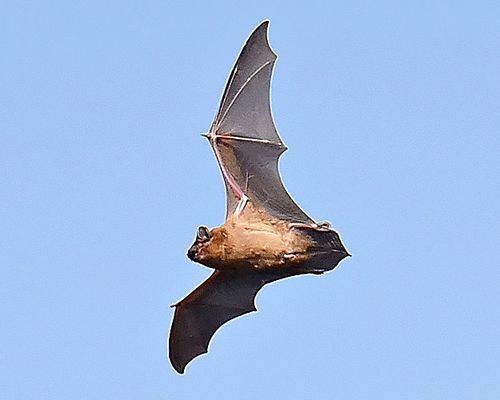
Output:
208,21,314,224
169,268,301,374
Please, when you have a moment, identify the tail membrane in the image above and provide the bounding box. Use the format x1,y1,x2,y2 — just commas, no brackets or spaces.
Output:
298,227,350,273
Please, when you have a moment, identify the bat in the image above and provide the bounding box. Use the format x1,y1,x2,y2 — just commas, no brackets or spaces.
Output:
169,21,350,374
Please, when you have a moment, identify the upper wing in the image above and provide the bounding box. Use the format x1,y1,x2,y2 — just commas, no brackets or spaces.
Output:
169,268,301,374
207,21,314,224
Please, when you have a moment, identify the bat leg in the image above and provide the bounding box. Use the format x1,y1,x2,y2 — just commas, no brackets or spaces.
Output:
206,132,249,215
288,223,350,273
310,269,325,275
282,253,328,274
289,222,331,232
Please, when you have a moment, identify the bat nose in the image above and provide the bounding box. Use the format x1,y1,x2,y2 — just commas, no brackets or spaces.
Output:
187,247,197,260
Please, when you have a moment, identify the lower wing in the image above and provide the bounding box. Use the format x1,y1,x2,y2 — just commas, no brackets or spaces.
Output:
169,269,299,373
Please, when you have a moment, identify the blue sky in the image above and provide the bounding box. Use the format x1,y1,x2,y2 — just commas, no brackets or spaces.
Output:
2,1,499,399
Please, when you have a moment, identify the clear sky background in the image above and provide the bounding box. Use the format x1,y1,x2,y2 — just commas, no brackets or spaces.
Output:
2,1,499,399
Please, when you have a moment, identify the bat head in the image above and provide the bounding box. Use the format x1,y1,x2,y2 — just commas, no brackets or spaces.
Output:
187,226,214,264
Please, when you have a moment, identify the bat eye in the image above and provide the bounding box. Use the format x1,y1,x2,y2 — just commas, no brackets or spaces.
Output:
197,226,211,242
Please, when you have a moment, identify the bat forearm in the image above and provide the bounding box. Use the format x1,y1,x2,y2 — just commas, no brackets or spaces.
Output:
212,133,283,147
207,132,249,215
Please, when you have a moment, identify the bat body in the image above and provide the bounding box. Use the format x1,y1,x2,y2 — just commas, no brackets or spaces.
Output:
169,21,349,374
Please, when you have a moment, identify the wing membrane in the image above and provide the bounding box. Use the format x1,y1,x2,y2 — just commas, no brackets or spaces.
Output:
208,21,313,223
169,269,301,373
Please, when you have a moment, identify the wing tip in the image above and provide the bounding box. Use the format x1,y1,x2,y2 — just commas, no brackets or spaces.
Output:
250,20,270,37
258,20,270,30
248,20,277,59
170,348,209,375
171,358,186,374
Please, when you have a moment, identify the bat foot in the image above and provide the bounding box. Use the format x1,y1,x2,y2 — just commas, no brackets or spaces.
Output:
310,270,325,275
289,222,332,232
317,221,331,229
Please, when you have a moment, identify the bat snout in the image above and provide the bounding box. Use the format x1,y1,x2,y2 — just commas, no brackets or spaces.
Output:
187,246,198,260
187,241,206,261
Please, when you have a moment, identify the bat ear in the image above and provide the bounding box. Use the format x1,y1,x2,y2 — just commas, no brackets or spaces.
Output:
197,226,211,242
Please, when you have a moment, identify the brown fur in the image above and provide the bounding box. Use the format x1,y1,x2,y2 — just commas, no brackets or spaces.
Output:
194,202,311,270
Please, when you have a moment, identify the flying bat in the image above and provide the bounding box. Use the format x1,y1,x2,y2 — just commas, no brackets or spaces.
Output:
169,21,349,374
